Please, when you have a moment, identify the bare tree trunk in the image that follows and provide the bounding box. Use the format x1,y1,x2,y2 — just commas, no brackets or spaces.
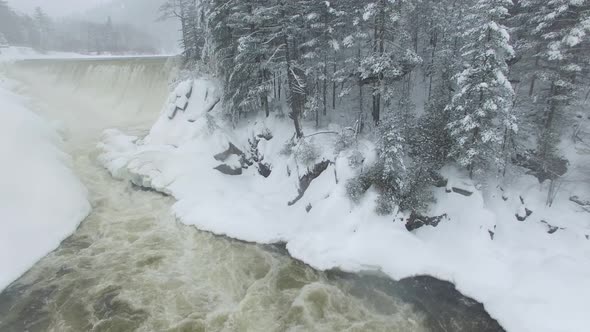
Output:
284,35,304,138
371,2,386,125
357,47,364,135
538,81,558,161
332,59,337,110
528,47,541,97
278,75,282,101
261,95,269,117
273,72,277,99
428,29,438,102
323,55,328,117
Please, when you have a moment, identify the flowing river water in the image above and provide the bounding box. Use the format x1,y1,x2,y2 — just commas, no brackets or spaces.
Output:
0,58,503,332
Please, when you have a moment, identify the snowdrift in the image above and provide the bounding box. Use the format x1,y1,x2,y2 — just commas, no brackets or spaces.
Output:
0,82,91,290
99,78,590,332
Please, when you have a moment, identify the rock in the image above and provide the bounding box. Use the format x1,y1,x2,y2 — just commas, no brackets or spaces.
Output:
499,187,508,201
288,160,332,206
204,98,220,113
214,164,243,176
214,142,245,162
513,149,568,183
570,195,590,207
168,81,194,120
257,129,273,141
175,95,189,111
452,187,473,196
257,162,272,178
406,212,449,232
325,271,505,332
305,204,312,213
396,276,505,332
488,225,497,240
130,183,169,196
445,182,452,193
432,173,448,188
175,80,193,98
540,220,565,234
515,207,533,221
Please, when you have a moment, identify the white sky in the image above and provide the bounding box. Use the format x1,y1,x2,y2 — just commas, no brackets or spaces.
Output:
6,0,109,17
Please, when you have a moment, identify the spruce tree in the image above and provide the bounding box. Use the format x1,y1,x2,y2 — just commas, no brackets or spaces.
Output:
446,0,517,177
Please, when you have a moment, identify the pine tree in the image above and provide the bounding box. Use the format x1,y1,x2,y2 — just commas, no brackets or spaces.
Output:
520,0,590,164
0,0,21,44
374,114,409,214
446,0,517,177
33,7,52,51
360,0,421,125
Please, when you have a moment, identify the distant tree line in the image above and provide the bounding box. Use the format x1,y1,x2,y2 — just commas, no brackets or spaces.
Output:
164,0,590,213
0,1,157,54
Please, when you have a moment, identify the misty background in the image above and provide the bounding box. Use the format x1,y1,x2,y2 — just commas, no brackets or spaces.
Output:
4,0,180,53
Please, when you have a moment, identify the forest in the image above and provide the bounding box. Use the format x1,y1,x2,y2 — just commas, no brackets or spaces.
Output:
0,1,157,54
163,0,590,213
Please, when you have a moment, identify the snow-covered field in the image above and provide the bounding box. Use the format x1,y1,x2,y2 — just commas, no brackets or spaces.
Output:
100,78,590,332
0,79,91,289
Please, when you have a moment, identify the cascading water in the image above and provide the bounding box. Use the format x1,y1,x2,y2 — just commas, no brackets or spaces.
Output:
0,58,501,332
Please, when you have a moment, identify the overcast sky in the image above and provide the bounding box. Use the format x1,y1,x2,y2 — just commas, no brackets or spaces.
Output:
6,0,110,17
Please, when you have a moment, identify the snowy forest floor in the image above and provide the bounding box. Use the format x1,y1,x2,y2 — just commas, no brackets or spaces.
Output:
99,77,590,332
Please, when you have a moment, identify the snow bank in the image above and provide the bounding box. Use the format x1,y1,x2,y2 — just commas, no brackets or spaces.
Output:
99,78,590,332
0,81,90,289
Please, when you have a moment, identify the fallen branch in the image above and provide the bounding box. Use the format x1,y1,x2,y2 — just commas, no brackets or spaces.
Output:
304,131,339,138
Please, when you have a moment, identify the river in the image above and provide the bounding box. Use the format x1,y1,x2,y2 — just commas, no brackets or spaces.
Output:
0,58,502,332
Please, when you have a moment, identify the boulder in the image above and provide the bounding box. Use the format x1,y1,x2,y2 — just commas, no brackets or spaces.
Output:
405,212,449,232
214,142,245,162
539,220,564,234
288,160,331,206
515,206,533,221
214,164,243,176
513,149,568,183
452,187,473,196
570,195,590,207
257,162,272,178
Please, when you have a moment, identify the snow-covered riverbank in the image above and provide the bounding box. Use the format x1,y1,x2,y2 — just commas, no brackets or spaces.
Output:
0,79,90,289
100,78,590,332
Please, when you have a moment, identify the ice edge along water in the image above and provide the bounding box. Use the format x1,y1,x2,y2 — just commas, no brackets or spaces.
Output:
99,77,590,332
